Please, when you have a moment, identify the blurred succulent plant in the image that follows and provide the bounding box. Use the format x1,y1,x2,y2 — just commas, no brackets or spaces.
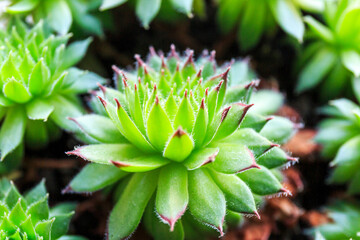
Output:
296,0,360,99
315,90,360,194
66,46,296,239
312,201,360,240
0,20,103,166
217,0,324,51
4,0,104,36
0,178,84,240
100,0,206,28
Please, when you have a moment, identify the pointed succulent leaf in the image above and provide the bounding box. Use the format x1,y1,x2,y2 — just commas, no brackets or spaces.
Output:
170,0,193,16
241,112,271,132
260,116,296,144
188,168,225,236
35,218,54,240
43,0,72,35
135,0,161,29
111,155,170,172
108,172,158,240
25,98,54,121
0,106,26,160
221,129,277,157
67,144,143,165
49,95,83,131
147,97,174,151
256,147,295,169
210,143,258,174
210,170,257,214
100,0,127,10
3,78,31,103
70,114,128,144
269,0,304,41
209,103,253,143
6,0,40,13
163,128,194,162
183,148,218,170
156,164,188,231
250,90,284,115
238,166,284,195
25,179,47,205
62,38,92,69
50,211,74,239
192,99,208,148
331,136,360,167
26,195,50,223
174,92,195,133
9,200,27,225
29,59,49,96
19,216,36,240
144,199,185,240
114,98,155,152
69,163,128,193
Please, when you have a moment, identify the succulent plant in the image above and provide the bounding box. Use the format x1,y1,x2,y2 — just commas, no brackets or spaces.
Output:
0,20,103,165
66,46,296,239
296,0,360,98
4,0,104,36
217,0,324,51
0,178,84,240
100,0,206,28
311,201,360,240
316,90,360,194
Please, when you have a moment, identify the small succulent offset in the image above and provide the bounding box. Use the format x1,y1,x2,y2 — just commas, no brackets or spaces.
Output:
217,0,324,51
0,20,102,163
100,0,206,29
296,0,360,98
66,46,296,239
316,91,360,194
312,201,360,240
4,0,104,36
0,178,84,240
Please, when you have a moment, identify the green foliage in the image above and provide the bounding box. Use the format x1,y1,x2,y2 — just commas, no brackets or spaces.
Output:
100,0,206,28
67,46,296,240
312,201,360,240
5,0,104,35
316,88,360,194
217,0,324,51
0,20,103,163
0,178,84,240
296,0,360,99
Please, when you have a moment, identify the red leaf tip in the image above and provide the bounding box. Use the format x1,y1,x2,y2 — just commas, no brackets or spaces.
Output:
221,106,232,122
114,98,121,109
155,95,160,104
184,89,188,98
97,82,106,94
196,68,202,78
134,54,145,66
97,96,107,107
200,98,205,109
149,46,157,56
215,80,224,91
174,128,186,137
62,185,74,194
110,160,131,168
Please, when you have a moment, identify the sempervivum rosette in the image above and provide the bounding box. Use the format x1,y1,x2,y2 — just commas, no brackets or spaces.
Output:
0,19,103,170
66,46,296,240
316,93,360,194
0,178,85,240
